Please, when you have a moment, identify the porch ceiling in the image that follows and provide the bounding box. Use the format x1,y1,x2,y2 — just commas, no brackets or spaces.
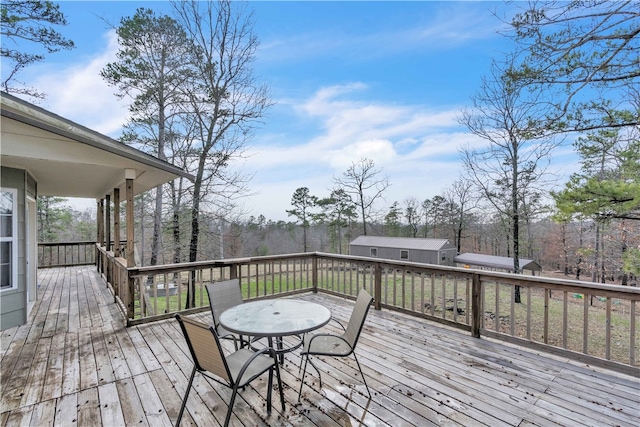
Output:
1,92,193,198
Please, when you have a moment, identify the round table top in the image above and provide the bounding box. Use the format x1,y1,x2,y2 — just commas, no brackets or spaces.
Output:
219,299,331,337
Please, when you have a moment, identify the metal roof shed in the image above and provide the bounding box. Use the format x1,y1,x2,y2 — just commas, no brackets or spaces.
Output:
349,236,457,266
454,253,542,274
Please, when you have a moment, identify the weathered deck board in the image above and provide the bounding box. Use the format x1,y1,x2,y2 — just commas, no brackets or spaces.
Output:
1,266,638,426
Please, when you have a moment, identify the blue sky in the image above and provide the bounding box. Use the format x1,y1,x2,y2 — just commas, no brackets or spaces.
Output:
9,1,578,221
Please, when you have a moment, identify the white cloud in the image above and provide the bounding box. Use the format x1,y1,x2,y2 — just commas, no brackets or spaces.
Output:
244,83,471,220
325,138,398,170
24,30,128,137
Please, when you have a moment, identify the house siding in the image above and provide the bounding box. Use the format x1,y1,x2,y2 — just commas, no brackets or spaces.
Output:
1,167,27,330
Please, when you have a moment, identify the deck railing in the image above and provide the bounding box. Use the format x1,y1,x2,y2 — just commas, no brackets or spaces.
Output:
38,240,128,268
93,247,639,375
38,241,96,267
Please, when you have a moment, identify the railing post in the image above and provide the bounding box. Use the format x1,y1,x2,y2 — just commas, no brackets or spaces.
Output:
229,263,238,280
127,274,135,320
312,255,318,293
374,262,382,310
472,273,482,338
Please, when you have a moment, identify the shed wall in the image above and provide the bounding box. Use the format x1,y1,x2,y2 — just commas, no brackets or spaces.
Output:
349,244,456,266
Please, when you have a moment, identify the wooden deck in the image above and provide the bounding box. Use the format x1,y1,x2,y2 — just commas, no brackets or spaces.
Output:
1,266,638,426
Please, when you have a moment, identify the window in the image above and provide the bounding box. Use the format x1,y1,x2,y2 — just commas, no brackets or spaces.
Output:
1,189,17,291
370,248,377,257
400,250,409,260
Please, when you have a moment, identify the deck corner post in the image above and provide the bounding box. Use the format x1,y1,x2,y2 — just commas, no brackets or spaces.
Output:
127,274,136,320
472,272,482,338
312,255,318,293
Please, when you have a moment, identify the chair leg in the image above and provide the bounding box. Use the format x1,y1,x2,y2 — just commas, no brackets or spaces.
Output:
308,358,323,388
175,367,196,427
297,354,309,402
224,384,241,427
352,352,371,398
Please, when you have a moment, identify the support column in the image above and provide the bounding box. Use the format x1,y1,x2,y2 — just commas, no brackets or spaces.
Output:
125,171,135,267
97,198,104,272
113,188,120,258
97,199,104,247
126,173,136,321
105,194,111,252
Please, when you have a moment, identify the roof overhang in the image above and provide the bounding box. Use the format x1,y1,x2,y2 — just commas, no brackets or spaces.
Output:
1,92,194,199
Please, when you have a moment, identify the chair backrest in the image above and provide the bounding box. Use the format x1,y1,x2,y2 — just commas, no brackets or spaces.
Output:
343,289,374,348
206,279,243,328
175,314,232,383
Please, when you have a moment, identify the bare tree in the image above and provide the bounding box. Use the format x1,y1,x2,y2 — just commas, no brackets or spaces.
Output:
507,0,640,132
422,196,446,238
460,57,560,302
403,197,422,238
172,0,272,308
442,180,477,253
333,157,389,236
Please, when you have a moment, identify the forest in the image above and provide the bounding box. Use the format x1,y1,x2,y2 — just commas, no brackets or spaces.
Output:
4,1,639,286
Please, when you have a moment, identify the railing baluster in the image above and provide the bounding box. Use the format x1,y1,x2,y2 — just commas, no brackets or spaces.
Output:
510,283,515,336
402,269,406,309
563,291,568,349
442,274,447,320
454,277,458,324
606,297,612,360
430,274,435,316
526,286,531,340
495,282,500,332
465,277,470,325
544,289,549,344
583,295,589,355
630,301,636,365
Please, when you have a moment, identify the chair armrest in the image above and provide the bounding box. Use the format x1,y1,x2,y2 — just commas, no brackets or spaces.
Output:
235,346,277,383
218,331,239,349
330,318,347,331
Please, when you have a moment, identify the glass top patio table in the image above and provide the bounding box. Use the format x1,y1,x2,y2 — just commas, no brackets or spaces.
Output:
219,298,331,338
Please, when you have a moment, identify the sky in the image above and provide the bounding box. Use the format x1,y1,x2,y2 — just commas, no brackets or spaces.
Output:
7,1,580,222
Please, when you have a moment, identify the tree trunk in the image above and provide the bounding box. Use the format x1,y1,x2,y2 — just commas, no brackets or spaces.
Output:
621,220,628,286
512,154,521,304
150,186,162,266
561,222,568,275
592,223,600,283
187,166,204,309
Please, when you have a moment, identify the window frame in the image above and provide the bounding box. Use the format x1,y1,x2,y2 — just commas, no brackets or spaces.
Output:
1,188,18,292
400,250,409,260
370,247,378,257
